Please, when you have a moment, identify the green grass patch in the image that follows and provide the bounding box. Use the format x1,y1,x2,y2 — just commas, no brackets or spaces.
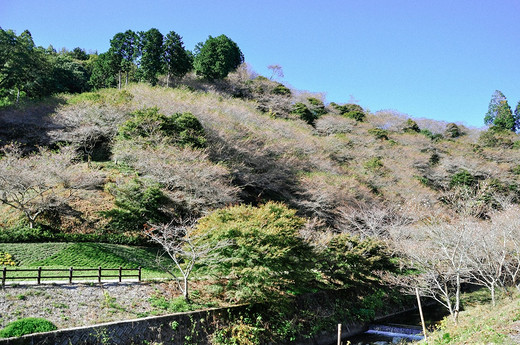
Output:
0,243,175,280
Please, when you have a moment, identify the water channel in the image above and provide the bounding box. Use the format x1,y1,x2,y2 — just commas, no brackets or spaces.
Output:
342,303,449,345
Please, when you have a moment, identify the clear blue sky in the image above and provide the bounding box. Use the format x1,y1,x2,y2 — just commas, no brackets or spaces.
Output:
2,0,520,127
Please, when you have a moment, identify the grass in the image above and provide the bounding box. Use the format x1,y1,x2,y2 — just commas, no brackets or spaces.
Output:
422,289,520,344
0,242,176,280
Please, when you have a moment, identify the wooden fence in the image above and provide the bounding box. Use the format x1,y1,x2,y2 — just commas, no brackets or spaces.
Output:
1,266,141,287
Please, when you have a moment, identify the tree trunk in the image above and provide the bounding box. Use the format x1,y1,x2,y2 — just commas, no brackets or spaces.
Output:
167,72,170,88
183,276,190,303
491,281,496,307
118,71,122,90
16,88,20,103
454,273,461,324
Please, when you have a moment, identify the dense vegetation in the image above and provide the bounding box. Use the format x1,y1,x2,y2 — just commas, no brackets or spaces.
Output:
2,27,520,343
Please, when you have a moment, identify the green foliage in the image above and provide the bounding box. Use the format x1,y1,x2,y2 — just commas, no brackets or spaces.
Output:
139,28,164,85
0,318,57,338
89,52,119,89
364,157,384,172
420,129,443,141
163,31,192,84
368,127,389,140
403,119,420,133
291,102,316,125
193,35,244,80
118,107,206,147
307,97,327,117
484,90,518,132
213,317,264,345
450,170,475,188
272,83,291,96
194,202,315,303
319,234,395,288
332,103,366,122
101,178,168,232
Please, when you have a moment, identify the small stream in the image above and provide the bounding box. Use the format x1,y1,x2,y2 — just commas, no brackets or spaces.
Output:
343,303,449,345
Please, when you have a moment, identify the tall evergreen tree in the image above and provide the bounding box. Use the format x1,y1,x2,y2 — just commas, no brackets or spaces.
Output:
109,30,138,88
484,90,518,132
193,34,244,80
139,28,164,86
163,31,192,87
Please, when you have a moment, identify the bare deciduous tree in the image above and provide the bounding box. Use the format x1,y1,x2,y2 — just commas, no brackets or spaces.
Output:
393,219,474,323
145,219,229,302
49,104,128,165
0,143,103,228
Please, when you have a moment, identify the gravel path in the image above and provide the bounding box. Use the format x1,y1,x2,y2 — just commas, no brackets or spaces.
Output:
0,281,176,329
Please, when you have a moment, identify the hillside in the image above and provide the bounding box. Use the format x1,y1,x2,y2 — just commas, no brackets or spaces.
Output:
2,69,520,343
1,75,519,234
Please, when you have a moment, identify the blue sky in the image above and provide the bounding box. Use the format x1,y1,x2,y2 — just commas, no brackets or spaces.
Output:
2,0,520,127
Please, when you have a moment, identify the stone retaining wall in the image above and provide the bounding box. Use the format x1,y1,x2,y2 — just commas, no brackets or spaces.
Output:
0,306,242,345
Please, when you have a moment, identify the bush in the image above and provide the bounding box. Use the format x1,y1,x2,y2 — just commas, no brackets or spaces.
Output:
450,170,476,188
194,202,315,303
291,102,316,125
0,318,57,338
403,119,420,133
332,103,366,122
307,97,327,117
272,83,291,96
118,107,206,148
367,127,389,140
101,178,169,232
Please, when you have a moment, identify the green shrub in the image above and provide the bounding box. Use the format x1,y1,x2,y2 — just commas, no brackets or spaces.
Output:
367,127,389,140
194,202,315,303
420,129,443,141
364,157,384,172
403,119,420,133
101,178,169,232
0,318,57,338
291,102,316,125
307,97,327,117
118,107,206,148
450,170,475,188
272,83,291,96
332,103,366,122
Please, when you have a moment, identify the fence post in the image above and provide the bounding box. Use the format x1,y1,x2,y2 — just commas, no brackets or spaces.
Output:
98,266,102,284
69,267,73,284
37,267,42,284
138,266,141,282
2,267,6,288
119,266,122,283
